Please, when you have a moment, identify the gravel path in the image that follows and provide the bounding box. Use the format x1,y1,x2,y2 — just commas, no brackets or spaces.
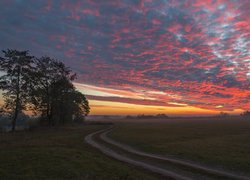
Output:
85,126,250,180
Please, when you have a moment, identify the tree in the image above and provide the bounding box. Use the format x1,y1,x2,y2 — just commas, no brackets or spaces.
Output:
219,112,229,117
72,91,90,122
29,57,74,124
0,50,34,131
30,56,89,126
155,114,168,119
0,50,90,129
241,111,250,117
50,77,89,124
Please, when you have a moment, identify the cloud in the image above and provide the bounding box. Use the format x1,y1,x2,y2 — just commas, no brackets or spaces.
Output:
86,95,185,107
0,0,249,113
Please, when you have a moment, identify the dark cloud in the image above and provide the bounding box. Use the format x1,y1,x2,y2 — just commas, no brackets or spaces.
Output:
0,0,249,111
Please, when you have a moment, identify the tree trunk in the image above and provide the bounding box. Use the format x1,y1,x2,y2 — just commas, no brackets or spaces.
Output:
46,103,50,122
12,66,21,131
46,98,50,125
46,85,52,126
49,105,53,126
12,102,19,131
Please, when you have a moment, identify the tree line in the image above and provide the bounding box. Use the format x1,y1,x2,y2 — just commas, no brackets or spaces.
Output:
0,49,90,131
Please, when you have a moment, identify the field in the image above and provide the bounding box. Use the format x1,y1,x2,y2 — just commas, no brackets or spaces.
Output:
109,117,250,174
1,117,250,179
0,124,155,179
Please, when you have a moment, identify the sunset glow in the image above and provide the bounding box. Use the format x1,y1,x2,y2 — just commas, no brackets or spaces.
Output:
0,0,249,115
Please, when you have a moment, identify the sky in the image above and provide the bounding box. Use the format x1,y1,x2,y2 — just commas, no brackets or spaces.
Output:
0,0,249,116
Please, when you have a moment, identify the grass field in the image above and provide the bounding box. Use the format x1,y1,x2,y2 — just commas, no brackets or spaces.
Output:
0,124,155,179
110,117,250,174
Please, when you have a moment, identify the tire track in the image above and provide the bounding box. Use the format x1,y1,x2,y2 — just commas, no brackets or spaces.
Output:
85,127,191,180
100,127,249,180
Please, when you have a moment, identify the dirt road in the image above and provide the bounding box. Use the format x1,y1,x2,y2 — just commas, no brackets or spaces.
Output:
85,126,249,180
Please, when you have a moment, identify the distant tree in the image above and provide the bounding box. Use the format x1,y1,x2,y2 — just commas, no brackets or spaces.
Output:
0,50,34,131
155,114,168,119
125,115,133,119
136,114,155,119
136,114,145,119
219,112,229,117
241,111,250,117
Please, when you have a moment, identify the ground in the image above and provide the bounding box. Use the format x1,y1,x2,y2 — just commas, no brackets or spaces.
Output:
109,117,250,174
0,124,155,179
1,117,249,179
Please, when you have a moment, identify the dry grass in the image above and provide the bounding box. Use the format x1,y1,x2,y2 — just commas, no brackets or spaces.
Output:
0,124,155,179
110,117,250,174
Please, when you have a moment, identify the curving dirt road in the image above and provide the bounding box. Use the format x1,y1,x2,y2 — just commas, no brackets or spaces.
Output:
85,127,191,180
85,126,250,180
100,128,249,180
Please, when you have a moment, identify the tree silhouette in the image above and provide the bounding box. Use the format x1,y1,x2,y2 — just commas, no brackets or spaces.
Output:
0,50,34,131
241,111,250,117
0,50,90,130
49,77,89,125
29,56,89,125
29,57,74,124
